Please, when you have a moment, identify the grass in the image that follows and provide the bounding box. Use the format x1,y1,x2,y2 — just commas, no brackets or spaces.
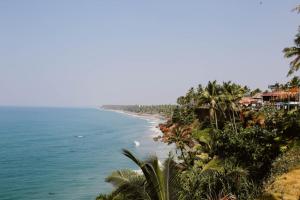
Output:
260,140,300,200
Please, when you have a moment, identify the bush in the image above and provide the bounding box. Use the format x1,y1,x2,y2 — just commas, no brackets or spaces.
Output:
213,124,281,180
178,163,260,200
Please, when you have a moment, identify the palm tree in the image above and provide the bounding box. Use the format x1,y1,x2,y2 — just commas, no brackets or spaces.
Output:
168,127,193,167
104,169,147,200
221,82,246,132
199,81,221,129
289,76,300,87
105,149,180,200
283,6,300,76
250,88,262,96
284,43,300,76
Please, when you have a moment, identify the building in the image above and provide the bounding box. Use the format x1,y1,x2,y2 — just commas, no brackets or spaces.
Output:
239,93,263,108
262,88,300,109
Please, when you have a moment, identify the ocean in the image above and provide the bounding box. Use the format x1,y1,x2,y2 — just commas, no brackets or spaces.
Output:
0,107,172,200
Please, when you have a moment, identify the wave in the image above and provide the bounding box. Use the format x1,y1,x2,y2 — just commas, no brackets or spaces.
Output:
134,140,140,147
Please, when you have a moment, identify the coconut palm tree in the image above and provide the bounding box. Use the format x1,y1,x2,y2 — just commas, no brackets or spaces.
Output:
105,149,180,200
199,81,221,129
104,169,147,200
220,82,246,132
284,42,300,76
289,76,300,87
283,6,300,76
167,127,195,167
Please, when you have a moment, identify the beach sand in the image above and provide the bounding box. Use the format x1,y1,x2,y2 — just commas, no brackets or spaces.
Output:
101,108,166,138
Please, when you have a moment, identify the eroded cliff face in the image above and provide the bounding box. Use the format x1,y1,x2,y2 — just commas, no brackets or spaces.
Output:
262,167,300,200
156,120,197,150
260,143,300,200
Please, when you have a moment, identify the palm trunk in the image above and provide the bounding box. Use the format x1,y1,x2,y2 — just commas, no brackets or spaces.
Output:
214,111,218,129
179,145,188,166
232,110,237,134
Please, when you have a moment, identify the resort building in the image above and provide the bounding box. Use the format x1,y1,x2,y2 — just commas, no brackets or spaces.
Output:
239,93,263,108
239,88,300,109
262,88,300,109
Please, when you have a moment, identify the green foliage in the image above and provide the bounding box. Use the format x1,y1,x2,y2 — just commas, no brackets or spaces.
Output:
263,107,300,139
250,88,262,96
192,128,213,162
100,79,300,199
178,163,259,200
161,81,300,199
171,107,181,123
99,6,300,198
171,81,247,129
104,149,181,200
105,169,147,200
214,124,281,180
288,76,300,87
258,140,300,200
96,193,124,200
268,140,300,180
192,128,212,147
171,106,195,125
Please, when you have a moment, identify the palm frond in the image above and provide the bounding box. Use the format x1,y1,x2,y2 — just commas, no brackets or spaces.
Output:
105,169,147,200
122,149,142,167
201,157,224,173
163,157,181,200
105,169,140,187
283,47,300,58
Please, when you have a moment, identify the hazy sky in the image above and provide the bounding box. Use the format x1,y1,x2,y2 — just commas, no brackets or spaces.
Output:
0,0,299,107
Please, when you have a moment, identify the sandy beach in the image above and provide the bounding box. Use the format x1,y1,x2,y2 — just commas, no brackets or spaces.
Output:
100,108,166,138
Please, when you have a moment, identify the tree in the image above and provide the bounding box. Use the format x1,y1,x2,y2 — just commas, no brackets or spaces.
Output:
167,127,193,167
104,169,146,200
171,107,182,124
283,6,300,76
105,149,180,200
250,88,262,96
289,76,300,87
199,81,221,129
220,82,246,133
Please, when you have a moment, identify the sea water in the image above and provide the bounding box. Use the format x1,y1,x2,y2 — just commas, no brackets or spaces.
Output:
0,107,172,200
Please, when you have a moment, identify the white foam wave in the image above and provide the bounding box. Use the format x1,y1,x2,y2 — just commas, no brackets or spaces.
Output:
133,169,143,174
134,140,140,147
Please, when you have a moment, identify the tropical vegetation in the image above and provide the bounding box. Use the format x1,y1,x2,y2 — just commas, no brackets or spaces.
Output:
98,80,300,200
97,4,300,200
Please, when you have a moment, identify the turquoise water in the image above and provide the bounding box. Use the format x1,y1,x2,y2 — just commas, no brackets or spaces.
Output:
0,107,171,200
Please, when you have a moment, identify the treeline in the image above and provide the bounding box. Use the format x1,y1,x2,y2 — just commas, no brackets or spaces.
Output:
101,104,176,118
158,80,300,199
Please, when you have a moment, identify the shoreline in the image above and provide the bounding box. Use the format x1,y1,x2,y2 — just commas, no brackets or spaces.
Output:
101,108,165,120
100,108,166,138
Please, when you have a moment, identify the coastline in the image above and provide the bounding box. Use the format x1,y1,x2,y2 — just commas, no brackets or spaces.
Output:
100,107,175,162
100,108,166,138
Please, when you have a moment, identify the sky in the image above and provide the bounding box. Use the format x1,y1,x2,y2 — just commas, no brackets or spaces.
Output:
0,0,299,107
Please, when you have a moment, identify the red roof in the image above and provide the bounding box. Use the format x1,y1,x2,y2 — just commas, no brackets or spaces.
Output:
262,89,299,99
